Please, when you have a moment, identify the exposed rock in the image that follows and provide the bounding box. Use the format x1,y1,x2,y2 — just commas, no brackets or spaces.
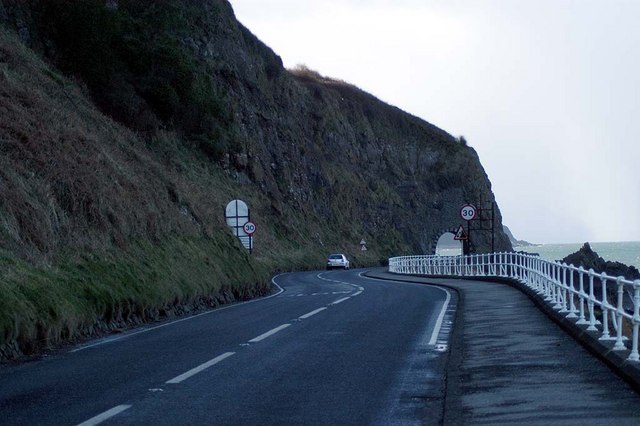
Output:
0,0,514,361
0,0,512,255
105,0,118,11
503,225,535,247
562,242,639,281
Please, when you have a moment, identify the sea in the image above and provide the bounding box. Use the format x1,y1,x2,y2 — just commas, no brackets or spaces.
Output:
436,241,640,269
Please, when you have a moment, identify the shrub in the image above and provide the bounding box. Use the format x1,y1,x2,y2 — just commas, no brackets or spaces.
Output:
35,0,232,156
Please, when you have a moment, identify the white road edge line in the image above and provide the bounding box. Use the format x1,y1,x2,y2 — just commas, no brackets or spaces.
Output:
71,276,286,353
76,404,132,426
360,271,453,346
299,307,327,319
166,352,235,384
248,324,291,343
331,297,351,305
428,288,451,345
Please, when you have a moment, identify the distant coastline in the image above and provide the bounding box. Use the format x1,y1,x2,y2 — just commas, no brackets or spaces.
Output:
503,225,536,247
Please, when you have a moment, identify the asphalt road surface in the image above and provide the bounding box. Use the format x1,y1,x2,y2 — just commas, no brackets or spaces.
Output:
0,270,456,425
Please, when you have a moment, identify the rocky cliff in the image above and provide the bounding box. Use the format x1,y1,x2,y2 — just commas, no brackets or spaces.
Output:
562,243,639,281
0,0,512,358
503,225,535,247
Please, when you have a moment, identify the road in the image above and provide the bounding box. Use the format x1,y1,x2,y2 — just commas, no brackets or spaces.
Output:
0,270,456,425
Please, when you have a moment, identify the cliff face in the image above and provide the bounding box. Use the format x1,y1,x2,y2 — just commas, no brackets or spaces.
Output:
0,0,511,358
1,0,512,256
201,2,512,254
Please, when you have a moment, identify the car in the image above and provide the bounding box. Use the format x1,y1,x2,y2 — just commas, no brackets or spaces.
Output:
327,253,350,270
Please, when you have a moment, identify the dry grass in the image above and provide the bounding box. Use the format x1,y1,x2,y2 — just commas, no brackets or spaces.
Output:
288,64,347,85
0,28,273,357
0,28,389,359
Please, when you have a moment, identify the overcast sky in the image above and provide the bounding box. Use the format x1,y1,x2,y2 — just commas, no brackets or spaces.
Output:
229,0,639,244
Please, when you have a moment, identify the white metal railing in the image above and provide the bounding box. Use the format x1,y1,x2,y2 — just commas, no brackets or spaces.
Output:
388,252,640,362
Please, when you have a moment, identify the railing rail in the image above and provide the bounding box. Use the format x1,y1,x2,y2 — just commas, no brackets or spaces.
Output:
388,252,640,362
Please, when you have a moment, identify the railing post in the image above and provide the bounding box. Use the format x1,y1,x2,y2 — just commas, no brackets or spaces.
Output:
516,253,527,284
490,253,496,276
629,281,640,362
464,253,469,277
559,264,569,313
613,277,627,351
542,262,551,300
576,267,588,324
587,269,598,331
531,257,538,291
599,274,614,341
566,265,578,318
534,258,543,294
551,264,561,309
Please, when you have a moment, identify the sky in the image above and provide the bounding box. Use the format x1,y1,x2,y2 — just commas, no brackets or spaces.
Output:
229,0,640,244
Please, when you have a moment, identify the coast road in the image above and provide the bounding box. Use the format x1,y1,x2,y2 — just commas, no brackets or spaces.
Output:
0,270,455,425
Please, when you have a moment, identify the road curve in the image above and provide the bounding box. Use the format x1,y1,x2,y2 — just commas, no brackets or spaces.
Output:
0,269,456,425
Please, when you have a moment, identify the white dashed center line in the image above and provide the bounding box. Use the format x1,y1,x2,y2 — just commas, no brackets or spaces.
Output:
166,352,236,384
76,405,132,426
298,307,327,319
248,323,291,343
76,276,367,426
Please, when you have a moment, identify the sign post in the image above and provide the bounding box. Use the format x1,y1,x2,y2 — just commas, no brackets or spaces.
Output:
460,204,477,255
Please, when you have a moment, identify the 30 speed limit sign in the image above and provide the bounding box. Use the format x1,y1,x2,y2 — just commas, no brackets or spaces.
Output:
460,204,477,221
243,221,256,236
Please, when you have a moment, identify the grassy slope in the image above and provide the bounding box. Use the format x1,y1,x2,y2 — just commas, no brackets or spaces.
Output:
0,0,510,359
0,26,387,358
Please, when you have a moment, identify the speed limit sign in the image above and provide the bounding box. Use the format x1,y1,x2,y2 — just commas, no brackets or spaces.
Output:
460,204,477,221
243,221,256,235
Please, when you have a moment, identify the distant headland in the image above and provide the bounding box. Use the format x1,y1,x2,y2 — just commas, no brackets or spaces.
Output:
503,225,537,247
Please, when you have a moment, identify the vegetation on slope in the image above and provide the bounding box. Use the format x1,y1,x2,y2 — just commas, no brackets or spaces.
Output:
0,0,510,360
0,25,388,358
0,27,277,358
33,0,234,158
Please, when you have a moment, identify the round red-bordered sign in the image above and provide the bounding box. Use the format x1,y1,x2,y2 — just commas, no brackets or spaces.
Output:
460,204,477,221
243,221,256,235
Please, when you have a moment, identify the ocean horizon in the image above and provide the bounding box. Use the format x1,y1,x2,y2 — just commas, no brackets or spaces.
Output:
436,241,640,269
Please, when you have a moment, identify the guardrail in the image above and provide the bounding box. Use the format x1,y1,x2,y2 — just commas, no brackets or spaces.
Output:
388,252,640,362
